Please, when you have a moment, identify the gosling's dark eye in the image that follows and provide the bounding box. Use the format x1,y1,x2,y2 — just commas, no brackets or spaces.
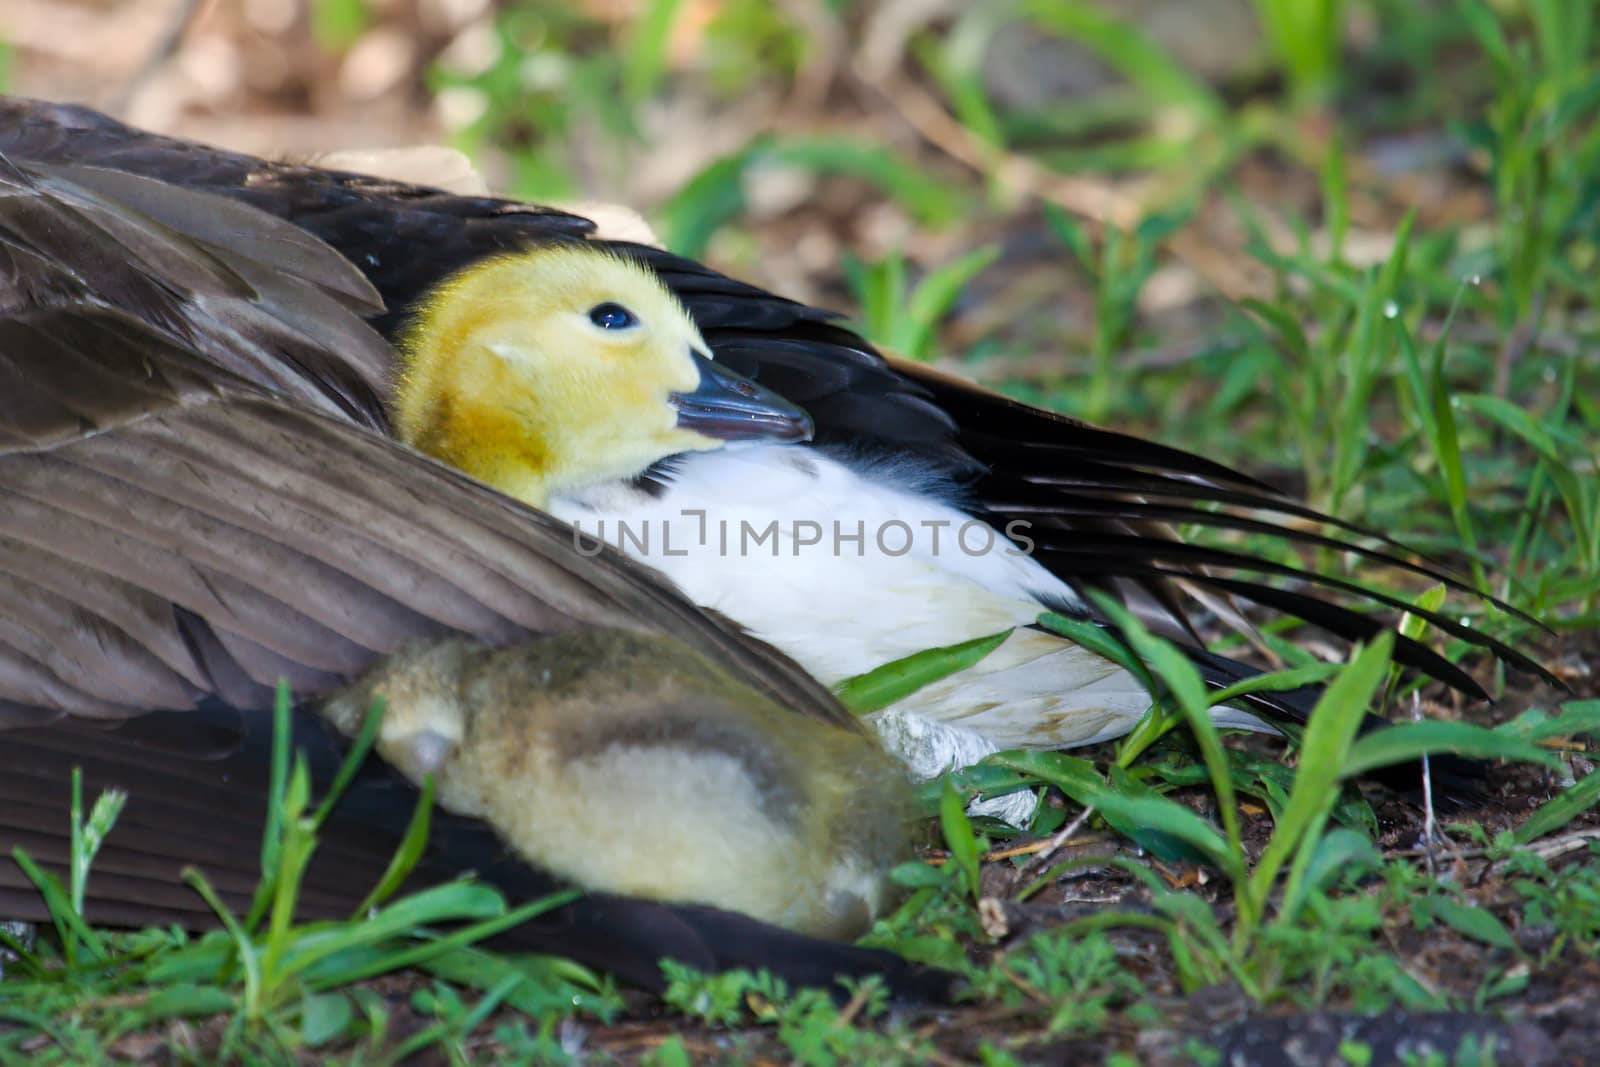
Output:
588,302,639,330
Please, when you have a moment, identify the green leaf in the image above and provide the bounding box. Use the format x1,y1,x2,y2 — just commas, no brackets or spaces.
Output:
1241,298,1311,361
1352,954,1443,1010
996,740,1204,863
248,683,295,932
305,890,581,991
659,147,755,258
313,695,386,827
1036,613,1154,690
121,985,237,1028
1043,203,1095,268
420,946,611,1017
1209,661,1345,707
1253,0,1346,106
989,750,1105,803
1456,392,1594,561
835,628,1012,714
1398,584,1450,643
768,138,964,224
916,762,1042,814
1104,766,1214,865
388,974,525,1063
899,245,1002,358
846,250,906,349
1429,336,1481,579
1255,635,1393,926
1342,721,1560,779
278,881,509,984
182,867,262,1016
1395,324,1438,446
1280,828,1380,919
1503,700,1600,743
1428,897,1517,951
1088,595,1244,865
624,0,685,102
355,772,436,915
645,1037,695,1067
1320,130,1348,262
920,11,1008,151
1458,0,1514,73
1513,770,1600,844
1456,393,1564,459
10,847,108,963
889,861,950,890
310,0,371,50
1089,791,1247,887
1104,610,1211,719
301,991,354,1047
939,780,982,903
356,880,507,931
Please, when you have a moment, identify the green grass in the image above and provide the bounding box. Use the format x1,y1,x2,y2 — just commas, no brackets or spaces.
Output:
0,693,611,1063
5,0,1600,1061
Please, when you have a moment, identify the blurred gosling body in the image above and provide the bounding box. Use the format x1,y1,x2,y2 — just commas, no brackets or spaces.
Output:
323,629,909,939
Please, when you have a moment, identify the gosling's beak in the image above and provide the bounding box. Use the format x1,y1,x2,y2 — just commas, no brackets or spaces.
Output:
672,350,813,444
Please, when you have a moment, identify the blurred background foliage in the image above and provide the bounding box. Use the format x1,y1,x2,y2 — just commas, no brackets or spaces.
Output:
3,0,1597,631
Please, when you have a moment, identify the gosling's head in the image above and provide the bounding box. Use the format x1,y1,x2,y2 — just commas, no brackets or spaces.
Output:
393,244,812,506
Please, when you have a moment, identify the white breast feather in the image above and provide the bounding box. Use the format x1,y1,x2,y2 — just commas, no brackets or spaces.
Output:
548,445,1271,802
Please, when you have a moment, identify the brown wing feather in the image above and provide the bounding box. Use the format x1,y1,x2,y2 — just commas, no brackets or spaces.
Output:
0,306,847,725
0,150,393,425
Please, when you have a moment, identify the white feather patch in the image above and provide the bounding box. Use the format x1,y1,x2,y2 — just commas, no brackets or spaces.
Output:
549,444,1273,825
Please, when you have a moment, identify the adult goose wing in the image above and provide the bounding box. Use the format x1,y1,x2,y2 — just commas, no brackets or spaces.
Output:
0,149,392,426
0,303,933,991
0,311,847,725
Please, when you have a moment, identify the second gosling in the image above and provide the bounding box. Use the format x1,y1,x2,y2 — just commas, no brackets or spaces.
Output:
323,629,910,940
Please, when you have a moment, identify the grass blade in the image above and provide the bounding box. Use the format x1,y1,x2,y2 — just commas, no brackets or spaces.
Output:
1342,720,1559,778
1253,634,1393,927
1513,771,1600,844
835,628,1012,714
939,780,982,903
10,848,107,965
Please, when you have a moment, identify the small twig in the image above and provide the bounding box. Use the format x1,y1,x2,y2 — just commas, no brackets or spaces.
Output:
1492,292,1545,399
832,979,877,1028
1415,692,1439,879
1018,804,1098,879
1488,827,1600,875
106,0,206,117
991,957,1052,1006
1388,827,1600,868
777,0,847,115
984,835,1097,862
849,63,1267,302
